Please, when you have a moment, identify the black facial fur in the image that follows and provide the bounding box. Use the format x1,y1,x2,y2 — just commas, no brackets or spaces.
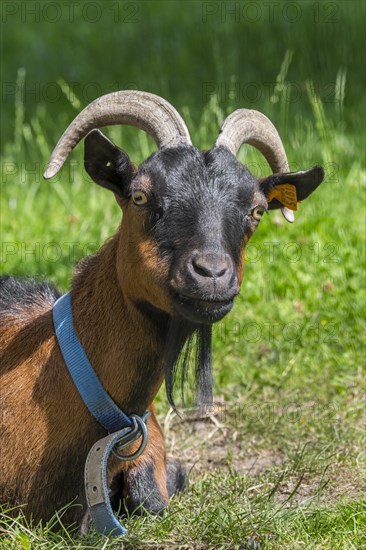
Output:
131,145,263,410
84,132,324,411
136,145,260,267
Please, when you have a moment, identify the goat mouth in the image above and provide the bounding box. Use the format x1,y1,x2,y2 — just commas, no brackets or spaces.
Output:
172,292,235,324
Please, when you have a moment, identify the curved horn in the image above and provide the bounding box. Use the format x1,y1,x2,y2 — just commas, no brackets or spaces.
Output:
44,91,192,179
216,109,294,222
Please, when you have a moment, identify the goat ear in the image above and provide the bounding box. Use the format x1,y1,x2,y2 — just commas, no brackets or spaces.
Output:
84,129,135,198
259,166,324,211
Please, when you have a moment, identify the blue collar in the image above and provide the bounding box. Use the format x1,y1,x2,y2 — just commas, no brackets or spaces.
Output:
53,291,150,537
53,292,133,432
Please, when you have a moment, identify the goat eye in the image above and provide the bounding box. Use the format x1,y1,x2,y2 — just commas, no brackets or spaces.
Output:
132,191,148,205
251,206,265,221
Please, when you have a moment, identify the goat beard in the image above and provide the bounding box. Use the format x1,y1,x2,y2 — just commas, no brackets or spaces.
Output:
164,316,212,413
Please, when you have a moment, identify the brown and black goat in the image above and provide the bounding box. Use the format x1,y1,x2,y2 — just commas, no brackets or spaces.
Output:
0,91,324,530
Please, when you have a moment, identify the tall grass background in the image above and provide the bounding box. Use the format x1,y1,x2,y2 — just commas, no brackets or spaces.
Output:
1,1,365,548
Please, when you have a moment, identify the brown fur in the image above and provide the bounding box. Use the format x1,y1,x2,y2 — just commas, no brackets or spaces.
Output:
237,239,248,285
0,224,172,525
0,127,324,531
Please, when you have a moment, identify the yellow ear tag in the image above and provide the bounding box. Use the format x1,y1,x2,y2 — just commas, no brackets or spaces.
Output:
267,184,298,211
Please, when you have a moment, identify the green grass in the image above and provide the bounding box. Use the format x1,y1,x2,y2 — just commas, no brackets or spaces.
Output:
1,1,366,548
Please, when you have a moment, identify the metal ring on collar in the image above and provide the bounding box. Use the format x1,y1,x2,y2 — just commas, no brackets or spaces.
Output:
112,412,150,461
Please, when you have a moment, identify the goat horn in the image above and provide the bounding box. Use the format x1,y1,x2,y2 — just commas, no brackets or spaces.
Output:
44,91,192,179
216,109,294,222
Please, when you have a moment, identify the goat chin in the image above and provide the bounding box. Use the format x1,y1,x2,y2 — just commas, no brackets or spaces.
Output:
172,293,235,325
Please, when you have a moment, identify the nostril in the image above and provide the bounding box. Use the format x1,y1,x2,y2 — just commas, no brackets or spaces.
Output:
192,259,211,277
191,253,229,279
216,265,227,277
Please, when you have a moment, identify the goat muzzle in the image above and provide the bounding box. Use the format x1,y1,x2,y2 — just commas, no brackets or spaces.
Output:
170,250,238,324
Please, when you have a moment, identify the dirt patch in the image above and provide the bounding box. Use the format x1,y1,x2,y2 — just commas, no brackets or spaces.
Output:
161,404,366,507
163,407,284,477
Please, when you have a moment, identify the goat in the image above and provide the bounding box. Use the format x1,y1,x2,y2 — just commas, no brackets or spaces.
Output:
0,91,324,531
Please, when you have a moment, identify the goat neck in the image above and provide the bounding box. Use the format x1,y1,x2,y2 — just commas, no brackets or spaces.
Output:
71,233,169,417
